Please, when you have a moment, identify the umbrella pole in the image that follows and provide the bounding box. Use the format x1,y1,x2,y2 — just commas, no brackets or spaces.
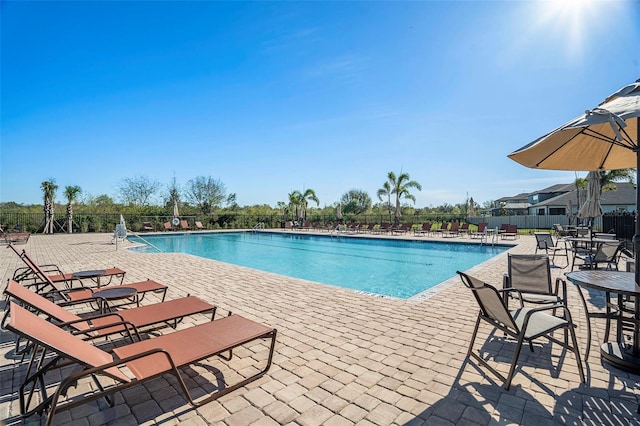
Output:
636,126,640,285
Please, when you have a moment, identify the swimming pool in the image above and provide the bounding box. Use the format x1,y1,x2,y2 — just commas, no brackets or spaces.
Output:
128,232,508,299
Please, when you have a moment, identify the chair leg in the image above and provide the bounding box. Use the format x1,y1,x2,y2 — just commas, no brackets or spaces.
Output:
467,316,482,357
504,334,526,390
568,322,586,384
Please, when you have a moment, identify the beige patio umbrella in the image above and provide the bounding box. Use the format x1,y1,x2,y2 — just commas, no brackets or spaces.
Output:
577,171,603,223
468,197,475,217
508,78,640,281
566,199,574,225
172,200,180,226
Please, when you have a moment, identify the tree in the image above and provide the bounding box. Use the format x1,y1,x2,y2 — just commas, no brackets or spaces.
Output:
63,185,81,233
376,181,393,222
226,193,238,210
299,189,319,220
118,176,160,207
288,189,319,221
384,171,422,223
573,174,587,217
184,176,227,215
599,169,635,193
41,179,58,234
93,194,116,208
288,191,303,221
340,189,372,215
165,175,181,211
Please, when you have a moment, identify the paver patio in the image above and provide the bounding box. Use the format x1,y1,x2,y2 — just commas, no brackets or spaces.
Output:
1,231,639,425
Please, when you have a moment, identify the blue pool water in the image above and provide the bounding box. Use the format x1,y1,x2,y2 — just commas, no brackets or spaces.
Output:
128,232,507,299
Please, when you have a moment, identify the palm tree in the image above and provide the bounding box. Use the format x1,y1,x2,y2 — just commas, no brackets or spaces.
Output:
299,189,319,221
385,171,422,224
599,169,635,193
63,185,82,233
288,189,319,222
41,180,58,234
377,181,392,222
288,191,302,222
574,174,587,219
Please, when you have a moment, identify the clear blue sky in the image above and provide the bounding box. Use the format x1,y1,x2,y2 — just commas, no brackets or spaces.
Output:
2,1,639,208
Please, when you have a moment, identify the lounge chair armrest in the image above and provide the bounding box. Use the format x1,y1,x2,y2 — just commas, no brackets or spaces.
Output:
11,266,34,280
58,312,126,327
69,320,139,340
39,264,64,275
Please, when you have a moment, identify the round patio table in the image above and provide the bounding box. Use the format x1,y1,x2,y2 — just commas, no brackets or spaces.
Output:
92,287,137,313
565,270,640,373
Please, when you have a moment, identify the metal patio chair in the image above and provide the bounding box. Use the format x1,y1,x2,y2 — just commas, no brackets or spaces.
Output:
534,232,569,268
457,271,584,390
503,254,567,307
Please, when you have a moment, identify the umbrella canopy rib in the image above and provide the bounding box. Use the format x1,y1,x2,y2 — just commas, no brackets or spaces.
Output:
508,79,640,285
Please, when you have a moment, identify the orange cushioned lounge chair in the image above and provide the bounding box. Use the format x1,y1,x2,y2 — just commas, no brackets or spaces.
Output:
8,244,167,306
2,280,216,342
443,221,460,237
6,302,277,426
2,228,30,244
8,243,126,289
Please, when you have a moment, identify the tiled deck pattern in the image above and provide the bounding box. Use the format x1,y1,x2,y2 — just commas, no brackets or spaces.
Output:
1,231,639,425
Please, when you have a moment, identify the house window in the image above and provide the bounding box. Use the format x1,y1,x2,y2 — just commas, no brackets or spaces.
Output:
538,208,545,215
549,208,565,215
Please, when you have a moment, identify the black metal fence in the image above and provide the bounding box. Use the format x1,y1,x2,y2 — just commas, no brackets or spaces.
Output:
0,212,285,233
2,211,635,237
602,214,636,240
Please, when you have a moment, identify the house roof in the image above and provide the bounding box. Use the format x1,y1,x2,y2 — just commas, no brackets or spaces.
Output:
496,193,529,202
528,183,575,195
600,182,636,205
530,191,576,207
530,182,636,208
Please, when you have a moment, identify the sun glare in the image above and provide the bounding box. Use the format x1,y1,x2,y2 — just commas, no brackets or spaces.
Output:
529,0,605,59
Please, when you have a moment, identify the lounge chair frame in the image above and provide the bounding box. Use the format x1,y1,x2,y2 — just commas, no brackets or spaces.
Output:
9,243,126,290
414,222,432,237
7,302,277,426
469,222,488,239
2,280,216,342
8,244,167,306
457,271,584,390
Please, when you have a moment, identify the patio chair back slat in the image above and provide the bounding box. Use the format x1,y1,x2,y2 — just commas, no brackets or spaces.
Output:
507,254,553,295
459,272,518,330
